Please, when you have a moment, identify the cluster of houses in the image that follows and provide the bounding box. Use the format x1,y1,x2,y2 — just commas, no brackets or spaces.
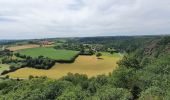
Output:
39,40,55,46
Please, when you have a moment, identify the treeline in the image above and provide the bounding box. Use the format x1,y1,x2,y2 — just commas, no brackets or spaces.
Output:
54,42,118,55
14,54,56,69
55,53,80,63
0,74,132,100
1,51,80,75
0,40,18,45
1,54,56,75
54,43,95,55
24,56,56,69
76,36,160,53
0,49,12,57
114,36,170,99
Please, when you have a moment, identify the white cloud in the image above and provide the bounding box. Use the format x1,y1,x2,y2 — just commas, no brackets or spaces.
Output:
0,0,170,39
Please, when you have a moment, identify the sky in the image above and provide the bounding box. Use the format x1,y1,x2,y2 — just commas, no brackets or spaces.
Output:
0,0,170,39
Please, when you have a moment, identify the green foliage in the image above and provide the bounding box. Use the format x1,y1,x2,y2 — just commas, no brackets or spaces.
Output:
77,36,153,53
95,75,108,86
139,86,165,100
118,55,141,69
25,56,56,69
93,85,132,100
9,65,15,70
60,73,88,85
96,53,102,58
158,36,170,45
57,86,89,100
0,49,12,57
0,36,170,99
1,56,56,75
111,68,138,89
0,78,74,100
54,43,95,55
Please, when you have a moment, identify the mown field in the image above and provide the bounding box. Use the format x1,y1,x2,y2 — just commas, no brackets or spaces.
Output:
7,44,40,51
7,44,55,51
7,53,122,79
16,47,80,60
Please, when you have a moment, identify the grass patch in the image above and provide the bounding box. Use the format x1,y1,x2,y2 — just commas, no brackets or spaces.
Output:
0,64,10,74
7,54,122,79
100,52,123,57
16,47,80,61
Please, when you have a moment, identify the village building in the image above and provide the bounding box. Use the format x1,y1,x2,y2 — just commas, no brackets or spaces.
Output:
40,40,55,46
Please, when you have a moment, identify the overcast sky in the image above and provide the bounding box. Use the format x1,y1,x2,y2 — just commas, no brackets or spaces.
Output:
0,0,170,39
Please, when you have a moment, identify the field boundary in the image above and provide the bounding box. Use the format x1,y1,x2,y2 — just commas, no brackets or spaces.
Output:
1,52,80,75
55,52,80,63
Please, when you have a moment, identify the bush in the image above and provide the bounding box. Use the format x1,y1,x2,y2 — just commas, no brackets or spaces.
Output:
93,86,132,100
1,70,9,75
57,86,89,100
118,55,141,69
139,87,165,100
9,65,16,70
24,56,56,69
111,68,138,89
5,75,9,79
96,53,102,58
61,73,88,85
29,75,34,80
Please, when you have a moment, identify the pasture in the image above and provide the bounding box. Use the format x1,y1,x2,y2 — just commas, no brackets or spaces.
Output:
0,64,10,74
17,47,79,60
7,54,122,79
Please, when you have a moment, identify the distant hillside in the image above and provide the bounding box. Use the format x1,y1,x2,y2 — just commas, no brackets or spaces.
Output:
0,40,15,45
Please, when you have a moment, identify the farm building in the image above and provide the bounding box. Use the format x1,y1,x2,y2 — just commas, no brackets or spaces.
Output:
40,40,55,45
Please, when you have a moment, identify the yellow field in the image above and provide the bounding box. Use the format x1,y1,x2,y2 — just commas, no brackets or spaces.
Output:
7,44,40,51
7,44,54,51
7,55,122,79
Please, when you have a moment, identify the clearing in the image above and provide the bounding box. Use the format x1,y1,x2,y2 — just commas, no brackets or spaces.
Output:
7,54,122,79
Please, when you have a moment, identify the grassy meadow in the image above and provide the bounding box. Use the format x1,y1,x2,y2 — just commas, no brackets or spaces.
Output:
17,47,80,60
7,54,122,79
0,64,10,74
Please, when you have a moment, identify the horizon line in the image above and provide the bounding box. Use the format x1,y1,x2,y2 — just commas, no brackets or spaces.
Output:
0,34,170,40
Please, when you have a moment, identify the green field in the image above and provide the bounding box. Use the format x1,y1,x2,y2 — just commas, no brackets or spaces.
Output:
16,47,79,60
0,64,10,74
100,52,123,57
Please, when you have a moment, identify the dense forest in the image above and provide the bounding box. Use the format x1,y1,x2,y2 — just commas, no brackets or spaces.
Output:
0,36,170,100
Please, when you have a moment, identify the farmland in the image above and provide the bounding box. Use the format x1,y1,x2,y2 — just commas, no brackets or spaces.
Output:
7,54,122,79
0,36,170,99
7,44,40,51
16,47,80,60
7,44,55,51
0,64,10,74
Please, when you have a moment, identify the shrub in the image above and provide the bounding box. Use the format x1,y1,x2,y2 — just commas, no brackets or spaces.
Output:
93,86,132,100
